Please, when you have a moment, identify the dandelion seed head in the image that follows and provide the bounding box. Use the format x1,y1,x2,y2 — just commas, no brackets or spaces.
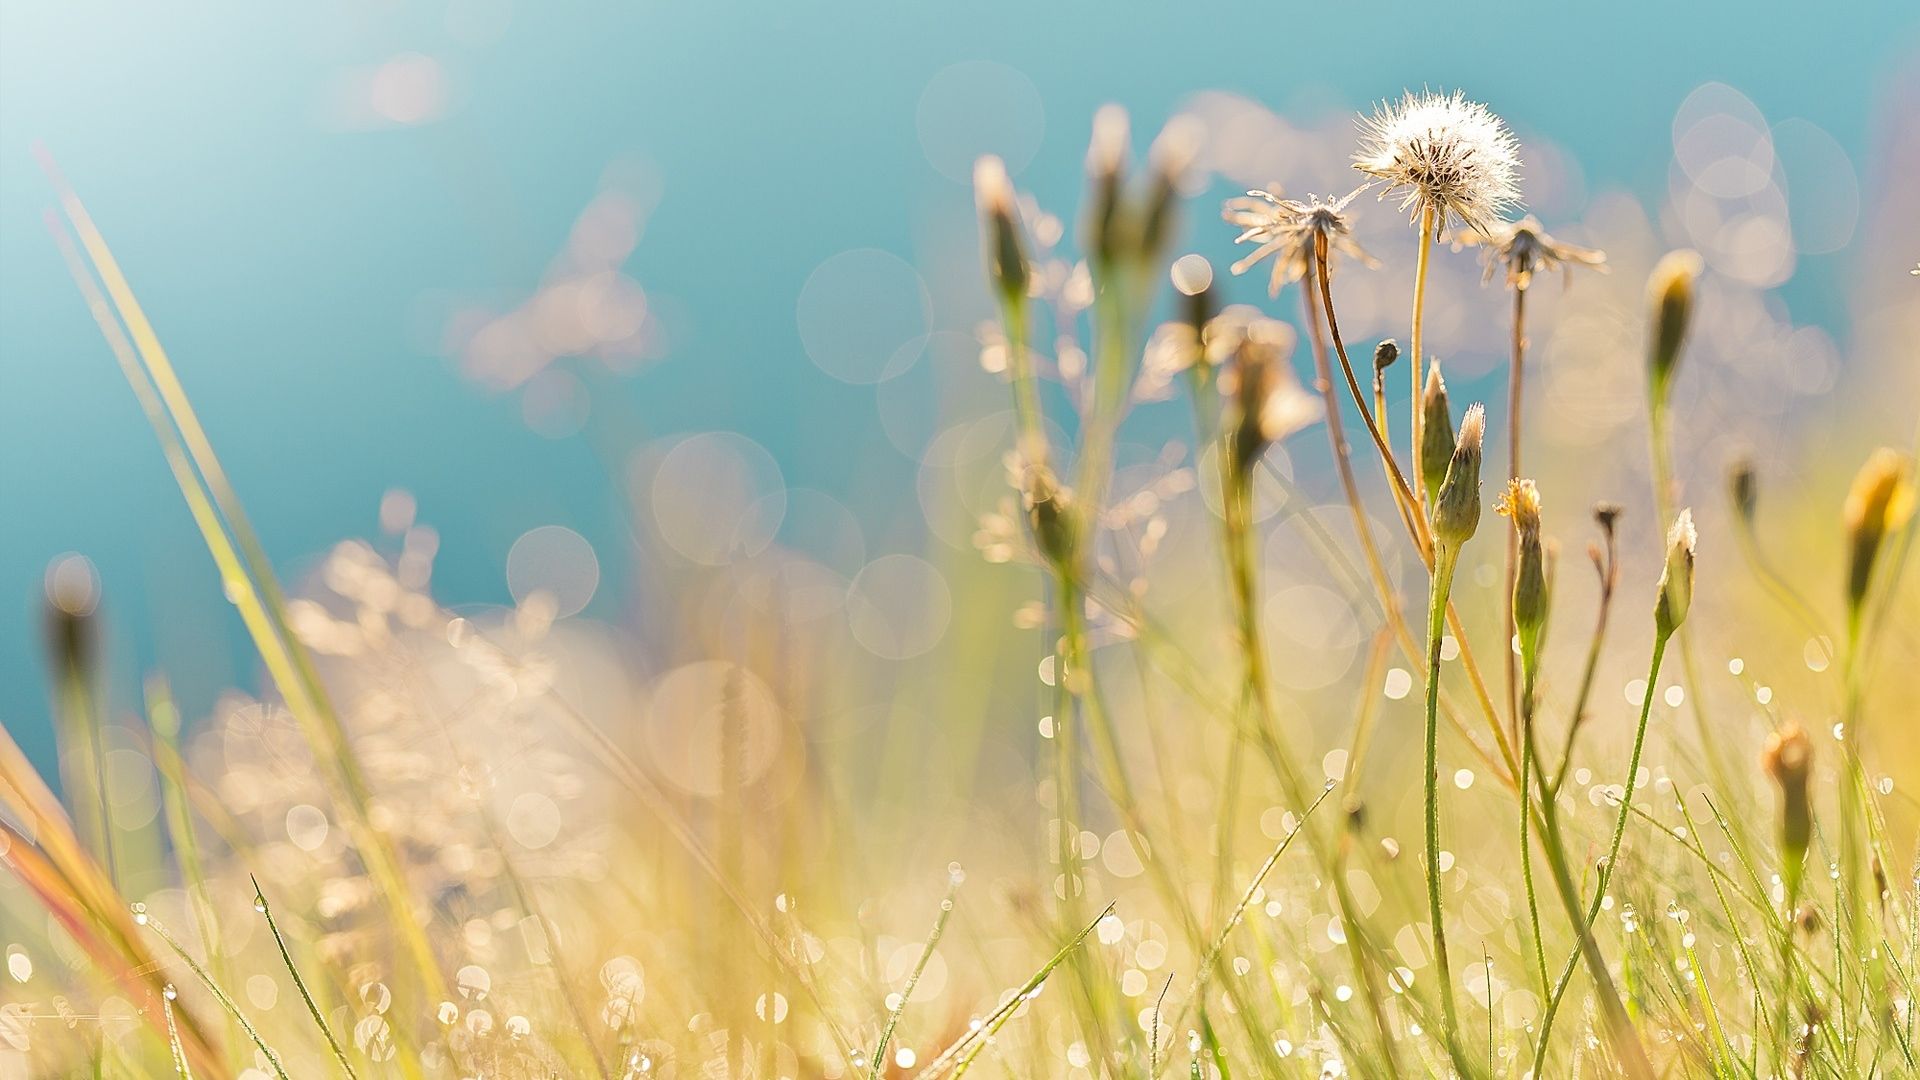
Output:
1222,186,1374,296
1462,214,1606,290
1354,91,1521,236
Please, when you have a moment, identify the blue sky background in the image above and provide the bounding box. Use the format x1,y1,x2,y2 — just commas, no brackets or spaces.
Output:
3,0,1917,775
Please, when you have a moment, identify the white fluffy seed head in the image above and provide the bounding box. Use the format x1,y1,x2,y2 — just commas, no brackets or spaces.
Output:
1354,91,1521,236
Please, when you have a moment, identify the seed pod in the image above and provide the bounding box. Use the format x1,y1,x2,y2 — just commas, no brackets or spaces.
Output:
1418,363,1455,506
1762,723,1813,890
1431,404,1485,550
1647,250,1703,408
1842,447,1916,616
1654,508,1696,638
973,156,1029,303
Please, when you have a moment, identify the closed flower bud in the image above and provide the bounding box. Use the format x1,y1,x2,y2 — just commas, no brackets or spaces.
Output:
1654,508,1697,638
1728,456,1757,526
1224,320,1318,483
1431,404,1485,549
973,156,1029,303
1022,465,1076,568
1419,363,1455,505
1138,117,1199,264
1499,479,1550,664
1647,250,1703,407
1842,447,1916,616
1085,105,1129,268
1762,723,1813,886
1372,339,1399,376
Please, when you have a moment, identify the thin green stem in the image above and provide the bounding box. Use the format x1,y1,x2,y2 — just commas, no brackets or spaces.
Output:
253,878,361,1080
1422,543,1461,1052
1410,205,1435,519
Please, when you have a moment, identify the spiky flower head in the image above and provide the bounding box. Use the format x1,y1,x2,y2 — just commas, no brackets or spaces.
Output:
1463,214,1607,291
1843,447,1917,614
1418,362,1455,506
1431,403,1485,549
1762,722,1813,888
1498,479,1550,660
1655,508,1697,638
1647,249,1703,406
1354,91,1521,238
1223,186,1375,297
973,156,1029,302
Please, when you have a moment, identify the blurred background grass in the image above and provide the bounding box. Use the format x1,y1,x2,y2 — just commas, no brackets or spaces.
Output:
3,0,1917,779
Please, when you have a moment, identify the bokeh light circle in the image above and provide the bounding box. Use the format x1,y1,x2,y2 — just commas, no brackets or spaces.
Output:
846,554,952,660
796,249,931,385
915,60,1045,183
650,432,786,565
506,525,600,617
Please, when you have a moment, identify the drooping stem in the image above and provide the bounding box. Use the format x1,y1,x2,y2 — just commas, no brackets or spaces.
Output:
1421,542,1462,1050
1409,204,1436,518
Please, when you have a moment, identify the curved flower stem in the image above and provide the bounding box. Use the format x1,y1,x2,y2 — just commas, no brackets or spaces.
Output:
1409,205,1436,519
1534,632,1668,1079
1315,243,1520,788
1421,542,1462,1053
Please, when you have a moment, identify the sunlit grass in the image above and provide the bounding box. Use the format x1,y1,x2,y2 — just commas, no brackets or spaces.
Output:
1,88,1917,1080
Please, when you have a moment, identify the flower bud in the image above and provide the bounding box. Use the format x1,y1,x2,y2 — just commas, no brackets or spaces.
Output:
1225,321,1317,483
1842,447,1916,616
1499,479,1550,665
1431,404,1485,550
1654,508,1697,638
1372,339,1400,376
1084,105,1129,268
1728,456,1757,527
973,156,1029,303
1418,362,1455,506
1022,464,1076,569
1762,723,1813,889
1138,117,1199,265
1647,250,1703,408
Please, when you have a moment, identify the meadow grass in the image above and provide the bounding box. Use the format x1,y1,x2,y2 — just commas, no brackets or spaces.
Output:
0,94,1916,1080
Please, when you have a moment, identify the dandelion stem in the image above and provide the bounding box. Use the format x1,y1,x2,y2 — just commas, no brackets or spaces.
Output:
1420,542,1462,1051
1504,284,1526,746
1409,205,1435,518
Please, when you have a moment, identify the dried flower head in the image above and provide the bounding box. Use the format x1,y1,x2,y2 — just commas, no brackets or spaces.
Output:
1655,508,1697,637
973,155,1029,302
1219,318,1320,480
1431,403,1485,549
1223,186,1375,296
1354,91,1521,237
1842,447,1917,613
1647,249,1704,404
1462,214,1606,290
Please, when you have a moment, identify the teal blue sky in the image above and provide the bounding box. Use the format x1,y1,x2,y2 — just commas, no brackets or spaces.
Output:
3,0,1917,775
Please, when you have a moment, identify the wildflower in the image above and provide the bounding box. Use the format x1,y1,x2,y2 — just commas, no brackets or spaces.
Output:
1762,723,1813,888
1354,91,1521,237
1646,250,1703,406
1654,508,1697,638
1431,404,1485,549
973,156,1029,303
1221,319,1320,481
1464,214,1606,290
1222,186,1375,297
1842,447,1916,614
1498,479,1549,661
1418,363,1455,506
